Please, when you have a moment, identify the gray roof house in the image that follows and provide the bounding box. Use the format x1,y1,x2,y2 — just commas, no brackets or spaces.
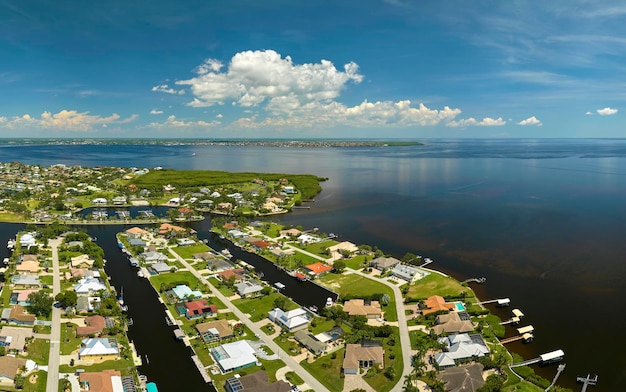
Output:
369,256,401,271
129,238,146,247
11,274,40,288
149,262,172,274
234,281,264,298
439,364,485,392
294,330,326,356
141,251,168,263
391,263,429,283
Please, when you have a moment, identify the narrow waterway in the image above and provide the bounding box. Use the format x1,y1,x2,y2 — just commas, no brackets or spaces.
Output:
88,224,217,392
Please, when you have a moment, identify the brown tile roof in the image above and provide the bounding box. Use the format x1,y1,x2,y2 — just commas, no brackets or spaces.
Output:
233,371,292,392
304,262,333,275
126,227,149,235
0,356,27,381
196,319,233,338
423,295,455,315
8,305,36,323
77,315,106,336
79,369,122,392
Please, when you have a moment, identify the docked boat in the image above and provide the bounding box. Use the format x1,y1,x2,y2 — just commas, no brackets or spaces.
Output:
274,282,285,290
137,270,144,278
220,249,233,259
2,258,9,265
294,272,307,282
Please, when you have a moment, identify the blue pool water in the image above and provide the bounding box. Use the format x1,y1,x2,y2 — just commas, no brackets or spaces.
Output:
454,302,466,311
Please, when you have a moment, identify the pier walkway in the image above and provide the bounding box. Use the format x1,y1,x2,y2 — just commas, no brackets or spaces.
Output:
545,363,565,391
577,374,598,392
511,357,541,367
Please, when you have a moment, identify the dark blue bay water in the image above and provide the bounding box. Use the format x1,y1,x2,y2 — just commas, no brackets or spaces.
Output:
1,138,624,390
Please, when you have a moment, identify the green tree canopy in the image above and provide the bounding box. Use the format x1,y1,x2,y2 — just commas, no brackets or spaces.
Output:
27,291,54,318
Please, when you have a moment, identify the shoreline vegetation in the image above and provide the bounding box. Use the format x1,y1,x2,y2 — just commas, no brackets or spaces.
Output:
0,162,570,392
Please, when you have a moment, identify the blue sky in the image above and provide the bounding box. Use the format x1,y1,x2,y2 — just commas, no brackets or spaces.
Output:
1,0,625,138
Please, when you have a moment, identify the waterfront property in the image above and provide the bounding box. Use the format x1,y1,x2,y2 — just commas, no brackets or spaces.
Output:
76,315,107,336
225,371,291,392
390,263,429,283
422,295,455,315
438,363,485,391
303,262,333,277
211,340,258,373
170,284,203,301
294,330,327,356
196,319,234,343
435,334,490,368
433,312,474,335
176,300,217,319
78,338,120,361
234,281,264,298
78,369,126,392
268,308,310,332
369,256,401,272
342,343,384,375
149,262,172,275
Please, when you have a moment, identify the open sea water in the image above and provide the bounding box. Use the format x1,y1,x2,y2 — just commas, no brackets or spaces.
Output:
1,138,624,390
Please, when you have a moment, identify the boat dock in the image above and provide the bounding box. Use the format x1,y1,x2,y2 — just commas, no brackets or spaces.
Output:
576,374,598,392
511,349,564,367
462,276,487,284
129,341,143,367
139,210,154,218
476,297,510,306
165,309,177,326
500,333,533,344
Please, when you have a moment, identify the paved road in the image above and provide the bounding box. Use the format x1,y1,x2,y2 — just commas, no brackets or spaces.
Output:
346,269,413,392
46,238,63,392
167,248,331,392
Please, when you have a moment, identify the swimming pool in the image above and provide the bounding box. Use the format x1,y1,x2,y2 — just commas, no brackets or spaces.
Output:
454,302,466,311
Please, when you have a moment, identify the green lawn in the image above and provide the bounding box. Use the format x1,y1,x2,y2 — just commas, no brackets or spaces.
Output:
300,348,345,392
405,272,472,300
26,339,50,365
23,370,47,392
363,329,403,392
149,270,202,292
300,240,337,257
1,287,12,307
309,318,336,335
319,273,398,322
59,358,136,375
274,334,301,356
344,255,369,270
233,292,298,322
285,371,304,386
208,277,236,296
60,322,82,355
172,243,212,259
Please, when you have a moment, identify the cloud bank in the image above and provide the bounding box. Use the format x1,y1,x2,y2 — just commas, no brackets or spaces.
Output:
597,107,618,116
517,116,542,126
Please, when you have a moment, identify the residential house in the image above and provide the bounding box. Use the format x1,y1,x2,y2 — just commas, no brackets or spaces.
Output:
217,269,245,284
422,295,455,316
128,238,146,247
78,338,120,361
79,370,125,392
343,299,382,319
171,285,203,301
433,312,474,335
211,340,257,373
11,274,40,288
177,300,217,319
76,315,106,336
297,234,318,245
227,229,246,239
294,330,326,356
9,290,38,306
438,364,485,392
196,319,234,343
76,295,101,314
91,198,108,205
16,260,40,275
391,263,429,283
279,228,301,238
18,254,38,263
67,240,84,249
112,196,127,205
303,262,333,277
327,241,358,260
149,262,172,275
224,371,291,392
0,356,27,386
125,227,149,239
0,326,34,353
343,343,384,375
234,281,264,298
141,251,168,264
158,223,188,237
71,254,95,269
0,305,36,326
435,334,490,368
177,238,196,246
268,308,309,332
74,277,107,295
369,256,401,272
19,233,37,248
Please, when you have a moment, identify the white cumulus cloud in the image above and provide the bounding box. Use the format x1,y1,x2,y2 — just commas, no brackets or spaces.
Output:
148,115,220,128
0,110,138,130
152,84,185,95
150,109,164,115
447,117,506,127
517,116,542,126
585,111,593,115
597,107,618,116
176,50,363,109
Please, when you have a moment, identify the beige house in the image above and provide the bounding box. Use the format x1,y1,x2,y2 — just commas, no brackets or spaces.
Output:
328,241,359,261
16,260,40,275
196,319,234,343
0,356,27,386
71,254,94,269
343,344,384,375
343,299,382,319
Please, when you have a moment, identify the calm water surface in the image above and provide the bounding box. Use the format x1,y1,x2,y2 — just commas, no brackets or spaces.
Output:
1,139,625,390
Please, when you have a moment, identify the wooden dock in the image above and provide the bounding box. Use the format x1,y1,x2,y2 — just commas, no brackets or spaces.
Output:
191,355,212,383
500,333,533,344
545,363,565,391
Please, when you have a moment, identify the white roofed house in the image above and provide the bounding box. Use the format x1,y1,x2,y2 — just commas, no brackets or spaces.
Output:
74,277,107,295
435,333,490,368
78,338,120,361
268,308,310,332
140,251,168,264
91,197,107,205
210,340,257,373
19,233,37,248
234,281,264,298
391,263,429,283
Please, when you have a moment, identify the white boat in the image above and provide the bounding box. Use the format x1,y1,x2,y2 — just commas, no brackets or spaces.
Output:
274,282,285,290
2,258,8,265
137,270,144,278
220,249,233,259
